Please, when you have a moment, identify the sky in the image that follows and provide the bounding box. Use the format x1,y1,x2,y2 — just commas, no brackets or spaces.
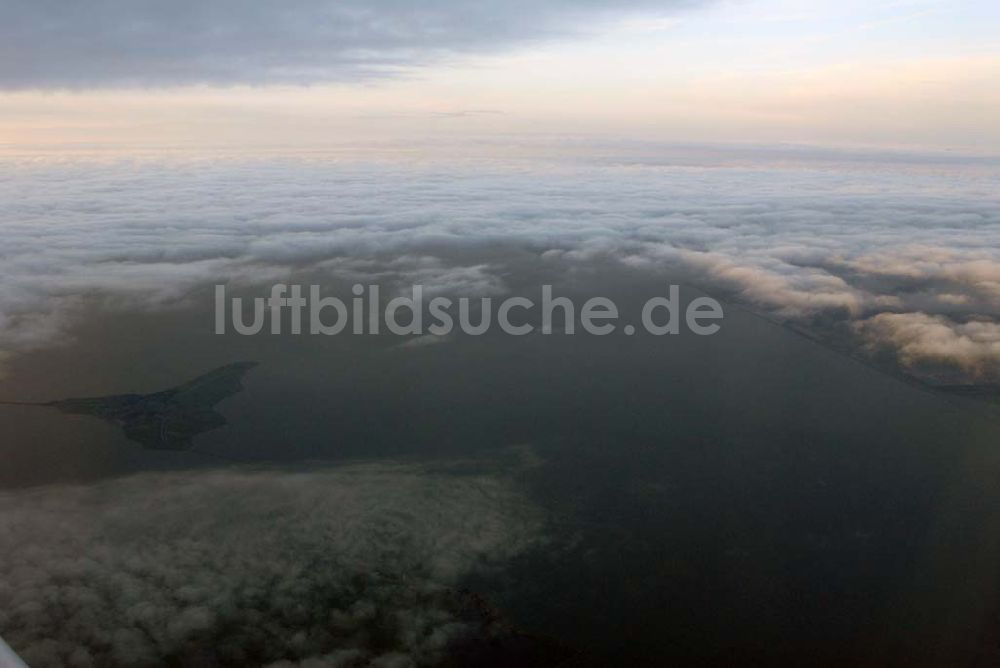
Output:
2,0,998,151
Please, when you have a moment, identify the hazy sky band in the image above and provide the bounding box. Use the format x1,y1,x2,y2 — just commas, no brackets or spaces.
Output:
2,0,998,149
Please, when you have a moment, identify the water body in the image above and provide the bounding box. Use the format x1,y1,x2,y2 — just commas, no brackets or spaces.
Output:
1,265,998,665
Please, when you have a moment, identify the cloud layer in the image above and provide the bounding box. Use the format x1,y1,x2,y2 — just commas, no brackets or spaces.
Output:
0,148,996,383
0,0,694,88
0,462,543,666
855,313,999,382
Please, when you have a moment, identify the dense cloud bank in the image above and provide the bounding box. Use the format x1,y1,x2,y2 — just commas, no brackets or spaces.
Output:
0,152,996,382
0,0,696,88
0,463,543,666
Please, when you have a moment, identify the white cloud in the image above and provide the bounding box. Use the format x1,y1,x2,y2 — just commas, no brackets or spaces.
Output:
855,313,1000,382
317,255,506,297
0,461,543,667
0,148,996,381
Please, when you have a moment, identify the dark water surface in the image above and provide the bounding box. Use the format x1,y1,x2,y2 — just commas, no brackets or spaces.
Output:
2,268,999,666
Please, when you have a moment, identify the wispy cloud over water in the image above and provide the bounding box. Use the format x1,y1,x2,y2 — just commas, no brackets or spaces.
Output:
0,462,543,666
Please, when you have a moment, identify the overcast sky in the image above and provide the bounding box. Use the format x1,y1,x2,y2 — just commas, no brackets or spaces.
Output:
1,0,998,149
